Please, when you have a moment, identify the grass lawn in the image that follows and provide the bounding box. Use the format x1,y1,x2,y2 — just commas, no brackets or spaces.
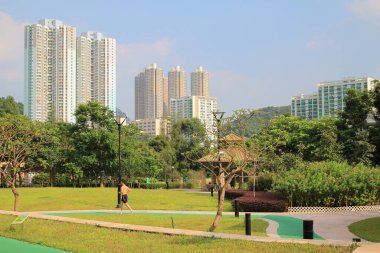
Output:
0,187,232,212
348,216,380,242
61,213,268,236
0,215,351,253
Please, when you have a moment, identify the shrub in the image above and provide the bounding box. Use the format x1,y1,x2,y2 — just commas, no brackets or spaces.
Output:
139,182,167,189
274,161,380,207
32,173,50,186
226,190,288,212
247,172,274,191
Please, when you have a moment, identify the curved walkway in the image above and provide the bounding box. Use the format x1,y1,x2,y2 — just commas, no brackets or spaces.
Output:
0,236,68,253
2,209,378,247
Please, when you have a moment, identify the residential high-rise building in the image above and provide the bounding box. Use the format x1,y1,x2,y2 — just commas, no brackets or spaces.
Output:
77,32,116,112
132,118,170,136
168,65,187,99
291,77,377,119
191,66,209,97
135,63,164,120
170,96,217,137
24,19,76,123
163,76,169,117
291,94,318,120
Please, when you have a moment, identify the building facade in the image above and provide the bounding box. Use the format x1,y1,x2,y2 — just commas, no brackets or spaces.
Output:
291,77,377,119
135,63,165,120
132,118,170,136
77,32,116,112
168,65,187,100
24,19,77,123
170,96,218,137
291,94,318,120
191,66,209,97
25,19,117,123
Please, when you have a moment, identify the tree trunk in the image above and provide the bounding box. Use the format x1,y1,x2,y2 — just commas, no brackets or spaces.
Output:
208,173,237,232
209,186,226,232
10,181,20,211
17,171,23,187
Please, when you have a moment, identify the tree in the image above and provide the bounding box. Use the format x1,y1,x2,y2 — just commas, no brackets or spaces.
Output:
187,110,270,231
338,88,376,165
0,96,22,116
0,114,41,211
171,118,210,176
71,102,116,186
341,89,372,128
149,135,175,180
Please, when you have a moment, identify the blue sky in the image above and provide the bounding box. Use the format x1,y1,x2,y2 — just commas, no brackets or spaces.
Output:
1,0,380,118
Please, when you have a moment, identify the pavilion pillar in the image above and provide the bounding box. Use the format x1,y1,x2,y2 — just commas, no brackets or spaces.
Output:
238,171,244,189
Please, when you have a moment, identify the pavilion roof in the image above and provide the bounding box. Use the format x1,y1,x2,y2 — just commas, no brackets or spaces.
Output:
197,146,254,163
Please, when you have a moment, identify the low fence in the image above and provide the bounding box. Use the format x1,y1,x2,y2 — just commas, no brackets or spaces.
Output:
288,205,380,213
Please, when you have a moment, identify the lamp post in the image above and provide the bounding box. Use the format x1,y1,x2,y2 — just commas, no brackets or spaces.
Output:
171,166,174,182
114,115,127,208
252,159,264,198
212,111,225,204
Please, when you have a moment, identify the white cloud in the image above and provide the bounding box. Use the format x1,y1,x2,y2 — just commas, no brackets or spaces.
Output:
117,38,175,78
116,38,175,117
377,65,380,73
347,0,380,19
0,12,26,85
305,40,318,50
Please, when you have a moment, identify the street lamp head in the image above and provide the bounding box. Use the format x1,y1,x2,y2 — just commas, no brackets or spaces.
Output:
213,111,225,120
115,115,127,125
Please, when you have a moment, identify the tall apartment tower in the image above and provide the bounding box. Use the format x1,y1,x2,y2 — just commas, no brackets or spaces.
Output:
170,96,218,138
191,66,209,97
24,19,76,123
77,32,116,112
168,66,187,99
291,77,377,119
135,63,164,119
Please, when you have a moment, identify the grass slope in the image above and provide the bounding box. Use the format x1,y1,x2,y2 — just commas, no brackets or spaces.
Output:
0,215,350,253
348,217,380,242
0,188,231,212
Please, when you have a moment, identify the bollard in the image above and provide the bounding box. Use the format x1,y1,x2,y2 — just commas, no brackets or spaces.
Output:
245,213,251,235
303,220,314,239
210,187,214,197
234,200,239,217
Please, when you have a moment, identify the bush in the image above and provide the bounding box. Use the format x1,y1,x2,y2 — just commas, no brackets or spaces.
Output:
274,161,380,207
139,182,167,189
32,173,50,186
247,172,274,191
226,190,288,212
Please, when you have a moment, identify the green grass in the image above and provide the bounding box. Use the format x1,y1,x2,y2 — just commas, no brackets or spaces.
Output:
348,216,380,242
0,215,351,253
61,213,268,236
0,187,231,212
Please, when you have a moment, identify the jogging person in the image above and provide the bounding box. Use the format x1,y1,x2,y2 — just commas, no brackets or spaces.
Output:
119,181,133,214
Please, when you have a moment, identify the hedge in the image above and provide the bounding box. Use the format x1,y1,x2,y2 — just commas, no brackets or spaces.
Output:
274,161,380,207
226,190,288,212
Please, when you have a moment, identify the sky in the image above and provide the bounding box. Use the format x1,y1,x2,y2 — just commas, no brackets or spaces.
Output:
1,0,380,118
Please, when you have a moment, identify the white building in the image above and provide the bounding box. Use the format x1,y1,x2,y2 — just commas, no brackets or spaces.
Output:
77,32,116,112
24,19,77,123
170,96,217,137
132,118,170,136
291,77,377,119
191,66,209,97
135,63,165,120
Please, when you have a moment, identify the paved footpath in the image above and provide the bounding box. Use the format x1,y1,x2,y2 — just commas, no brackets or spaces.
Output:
3,209,379,247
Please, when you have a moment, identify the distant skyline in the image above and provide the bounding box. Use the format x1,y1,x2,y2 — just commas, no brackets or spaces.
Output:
1,0,380,118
